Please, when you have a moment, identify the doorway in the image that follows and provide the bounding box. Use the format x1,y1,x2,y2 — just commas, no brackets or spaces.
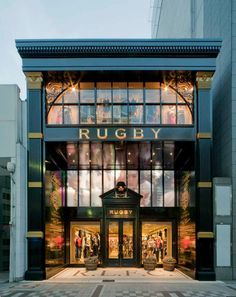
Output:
106,219,136,266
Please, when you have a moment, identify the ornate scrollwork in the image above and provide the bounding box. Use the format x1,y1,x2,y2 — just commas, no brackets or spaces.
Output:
196,72,213,89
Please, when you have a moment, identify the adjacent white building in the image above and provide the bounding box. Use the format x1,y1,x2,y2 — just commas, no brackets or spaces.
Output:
0,85,27,281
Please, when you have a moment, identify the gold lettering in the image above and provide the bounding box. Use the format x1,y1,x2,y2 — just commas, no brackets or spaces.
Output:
129,210,133,215
109,210,114,215
124,210,128,215
97,128,108,139
133,128,144,139
79,129,90,139
115,128,127,140
151,128,160,139
119,210,123,215
114,210,118,215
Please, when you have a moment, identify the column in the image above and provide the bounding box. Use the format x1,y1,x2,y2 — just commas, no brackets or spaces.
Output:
195,71,215,280
24,72,45,280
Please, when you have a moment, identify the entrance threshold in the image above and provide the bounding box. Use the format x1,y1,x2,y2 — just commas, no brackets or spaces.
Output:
48,267,194,283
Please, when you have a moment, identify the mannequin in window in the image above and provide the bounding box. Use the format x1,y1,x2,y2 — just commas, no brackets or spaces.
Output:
74,231,82,260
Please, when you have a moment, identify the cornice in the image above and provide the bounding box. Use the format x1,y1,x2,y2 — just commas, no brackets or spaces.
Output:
15,39,222,58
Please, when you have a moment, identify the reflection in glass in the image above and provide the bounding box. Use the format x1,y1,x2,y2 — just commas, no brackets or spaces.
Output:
127,143,138,169
67,171,78,206
103,143,115,169
70,222,100,264
80,83,95,103
116,147,126,169
162,105,176,124
96,104,112,123
113,82,127,103
152,143,162,169
164,142,174,169
109,222,119,259
48,106,63,124
113,105,128,123
64,105,78,124
177,105,192,124
116,170,127,185
67,143,78,169
91,143,102,169
103,170,115,192
79,170,90,206
80,105,95,124
164,171,175,207
129,105,143,123
145,83,160,103
152,170,163,206
140,143,151,169
123,221,133,259
140,171,151,207
64,88,79,103
128,82,143,103
97,82,112,103
145,105,160,124
79,143,90,169
128,170,138,192
91,171,102,206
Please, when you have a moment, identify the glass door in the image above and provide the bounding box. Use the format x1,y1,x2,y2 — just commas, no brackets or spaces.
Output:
107,220,135,266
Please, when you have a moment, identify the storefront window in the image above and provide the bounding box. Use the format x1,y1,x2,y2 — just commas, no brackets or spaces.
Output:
145,82,160,103
80,83,95,103
64,88,79,103
113,105,128,123
145,105,160,124
162,105,176,124
79,170,90,206
113,82,127,103
70,222,100,264
91,170,102,206
80,105,95,124
128,170,139,192
128,82,143,103
67,171,78,207
129,105,143,123
152,170,163,207
164,171,175,207
108,221,119,259
140,171,151,207
142,222,172,264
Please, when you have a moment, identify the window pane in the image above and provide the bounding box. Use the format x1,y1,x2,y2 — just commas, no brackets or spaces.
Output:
140,171,151,207
161,86,177,103
145,82,160,103
64,88,79,103
128,82,143,103
97,104,112,124
64,105,78,124
91,143,102,169
123,221,133,259
127,143,138,169
80,105,95,124
113,105,128,123
116,170,127,185
129,105,143,124
116,146,126,169
48,106,63,124
79,170,90,206
108,221,119,259
128,170,138,192
164,142,174,169
152,142,162,169
103,170,115,192
80,83,95,103
67,171,78,207
152,170,163,207
177,105,192,124
140,143,151,169
79,143,90,169
162,105,176,124
91,170,102,206
67,143,78,169
103,143,115,169
113,82,127,103
164,171,175,207
145,105,160,124
97,83,111,103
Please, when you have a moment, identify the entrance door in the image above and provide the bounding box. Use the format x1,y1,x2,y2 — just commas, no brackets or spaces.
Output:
107,220,135,266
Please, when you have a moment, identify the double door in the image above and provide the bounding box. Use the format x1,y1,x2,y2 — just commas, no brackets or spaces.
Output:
106,219,136,266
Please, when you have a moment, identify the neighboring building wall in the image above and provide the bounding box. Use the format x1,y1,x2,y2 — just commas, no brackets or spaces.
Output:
0,85,27,281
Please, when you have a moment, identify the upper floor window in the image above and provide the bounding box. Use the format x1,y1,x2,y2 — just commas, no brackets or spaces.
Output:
46,79,193,125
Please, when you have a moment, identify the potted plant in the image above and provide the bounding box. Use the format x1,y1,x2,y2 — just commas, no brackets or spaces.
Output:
84,256,98,271
143,255,156,271
162,256,176,271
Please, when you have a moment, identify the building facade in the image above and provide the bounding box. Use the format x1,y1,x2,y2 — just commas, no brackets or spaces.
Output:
16,39,221,281
0,85,27,281
152,0,236,280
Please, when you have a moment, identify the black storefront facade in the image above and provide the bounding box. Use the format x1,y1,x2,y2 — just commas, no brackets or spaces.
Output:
16,39,221,281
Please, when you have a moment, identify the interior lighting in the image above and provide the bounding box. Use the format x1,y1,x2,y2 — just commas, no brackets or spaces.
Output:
71,86,76,92
164,85,168,91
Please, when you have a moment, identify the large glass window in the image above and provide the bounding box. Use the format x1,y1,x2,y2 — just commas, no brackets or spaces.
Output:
46,80,193,125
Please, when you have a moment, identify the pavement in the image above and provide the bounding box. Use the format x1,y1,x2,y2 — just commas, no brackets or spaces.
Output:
0,268,236,297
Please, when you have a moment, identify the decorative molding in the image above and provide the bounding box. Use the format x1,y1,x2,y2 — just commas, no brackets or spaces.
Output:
197,132,212,139
28,132,43,139
197,232,214,239
26,231,44,238
25,72,43,89
198,182,212,188
16,39,222,58
28,182,42,188
196,72,213,89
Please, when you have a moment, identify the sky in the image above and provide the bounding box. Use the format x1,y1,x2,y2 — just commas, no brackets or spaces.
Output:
0,0,151,99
